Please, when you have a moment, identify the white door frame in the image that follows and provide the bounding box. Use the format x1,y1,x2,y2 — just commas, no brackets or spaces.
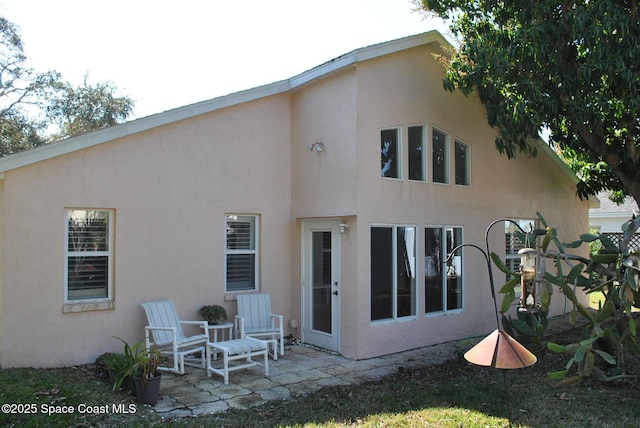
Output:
301,219,341,352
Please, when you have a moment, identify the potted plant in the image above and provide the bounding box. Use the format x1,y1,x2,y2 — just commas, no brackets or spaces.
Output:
199,304,228,325
132,348,162,406
112,337,162,405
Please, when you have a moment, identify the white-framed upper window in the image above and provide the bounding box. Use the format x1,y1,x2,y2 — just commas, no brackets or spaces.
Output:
225,214,259,292
381,127,402,179
454,139,471,186
408,125,426,181
65,209,113,302
370,225,417,321
432,128,449,184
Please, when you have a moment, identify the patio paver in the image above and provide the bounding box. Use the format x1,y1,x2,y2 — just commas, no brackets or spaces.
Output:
152,341,459,418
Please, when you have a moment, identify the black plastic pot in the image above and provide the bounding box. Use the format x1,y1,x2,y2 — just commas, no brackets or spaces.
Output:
134,373,161,406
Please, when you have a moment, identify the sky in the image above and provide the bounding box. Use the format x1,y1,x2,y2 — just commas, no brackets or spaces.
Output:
0,0,449,119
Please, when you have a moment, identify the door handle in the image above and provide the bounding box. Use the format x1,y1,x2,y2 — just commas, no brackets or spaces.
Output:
333,291,339,295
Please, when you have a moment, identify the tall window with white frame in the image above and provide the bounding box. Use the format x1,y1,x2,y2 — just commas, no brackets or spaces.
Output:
380,128,401,179
408,125,426,181
432,129,449,184
425,226,463,313
225,215,259,292
454,139,470,186
65,209,113,301
370,225,417,321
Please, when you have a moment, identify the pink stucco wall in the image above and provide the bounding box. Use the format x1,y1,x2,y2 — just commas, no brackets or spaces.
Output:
0,94,293,367
0,34,591,367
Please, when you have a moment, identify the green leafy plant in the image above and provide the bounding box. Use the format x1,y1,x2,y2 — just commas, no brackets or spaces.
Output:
496,212,640,384
199,304,227,325
111,337,145,391
134,348,161,390
99,352,130,380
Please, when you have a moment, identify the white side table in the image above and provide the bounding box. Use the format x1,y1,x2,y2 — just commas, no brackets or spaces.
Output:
207,322,234,343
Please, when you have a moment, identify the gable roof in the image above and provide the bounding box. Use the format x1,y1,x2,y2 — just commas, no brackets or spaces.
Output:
0,29,590,206
0,31,450,175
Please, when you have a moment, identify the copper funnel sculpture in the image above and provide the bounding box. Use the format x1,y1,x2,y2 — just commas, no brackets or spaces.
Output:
464,329,537,369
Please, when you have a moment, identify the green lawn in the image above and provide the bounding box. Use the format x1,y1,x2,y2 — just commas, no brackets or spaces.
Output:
1,327,639,427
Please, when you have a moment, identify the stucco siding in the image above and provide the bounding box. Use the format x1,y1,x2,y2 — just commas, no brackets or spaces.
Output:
0,94,292,367
345,43,591,359
0,32,593,367
290,68,359,218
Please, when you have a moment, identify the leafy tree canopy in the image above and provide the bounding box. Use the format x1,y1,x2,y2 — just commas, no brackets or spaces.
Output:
0,16,134,156
415,1,640,207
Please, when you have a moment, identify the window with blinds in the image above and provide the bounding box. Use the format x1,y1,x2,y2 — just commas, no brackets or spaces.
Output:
225,215,258,292
65,209,113,301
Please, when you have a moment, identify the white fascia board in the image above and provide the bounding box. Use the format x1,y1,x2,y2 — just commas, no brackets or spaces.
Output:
290,31,451,90
289,54,357,88
356,30,450,63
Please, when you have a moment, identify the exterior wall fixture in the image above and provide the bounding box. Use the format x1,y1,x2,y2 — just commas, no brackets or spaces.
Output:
445,218,538,424
307,141,324,152
339,223,348,234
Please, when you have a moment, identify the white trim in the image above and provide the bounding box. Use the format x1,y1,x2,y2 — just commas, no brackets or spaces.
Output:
64,208,114,306
431,126,450,185
301,219,342,352
225,214,260,292
370,224,418,322
408,124,428,182
454,138,471,186
424,224,464,315
380,127,403,180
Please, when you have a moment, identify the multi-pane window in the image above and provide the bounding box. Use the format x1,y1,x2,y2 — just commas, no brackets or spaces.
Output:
378,124,472,186
381,128,401,179
65,209,113,301
455,140,470,186
370,225,417,321
432,129,449,184
408,125,425,181
226,215,259,292
425,226,463,313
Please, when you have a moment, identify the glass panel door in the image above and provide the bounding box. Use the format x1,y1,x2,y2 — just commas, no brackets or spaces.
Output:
312,231,332,333
302,220,340,352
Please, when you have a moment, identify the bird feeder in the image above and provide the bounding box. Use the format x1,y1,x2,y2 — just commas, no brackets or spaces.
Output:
518,247,539,312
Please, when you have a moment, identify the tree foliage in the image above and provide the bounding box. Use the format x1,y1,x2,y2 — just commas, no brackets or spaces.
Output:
46,77,134,141
0,16,134,156
416,1,640,207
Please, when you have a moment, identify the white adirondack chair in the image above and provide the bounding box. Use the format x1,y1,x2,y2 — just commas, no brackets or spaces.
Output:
234,294,284,358
141,299,208,374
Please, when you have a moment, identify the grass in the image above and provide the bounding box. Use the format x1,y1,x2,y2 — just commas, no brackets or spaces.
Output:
2,324,639,427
